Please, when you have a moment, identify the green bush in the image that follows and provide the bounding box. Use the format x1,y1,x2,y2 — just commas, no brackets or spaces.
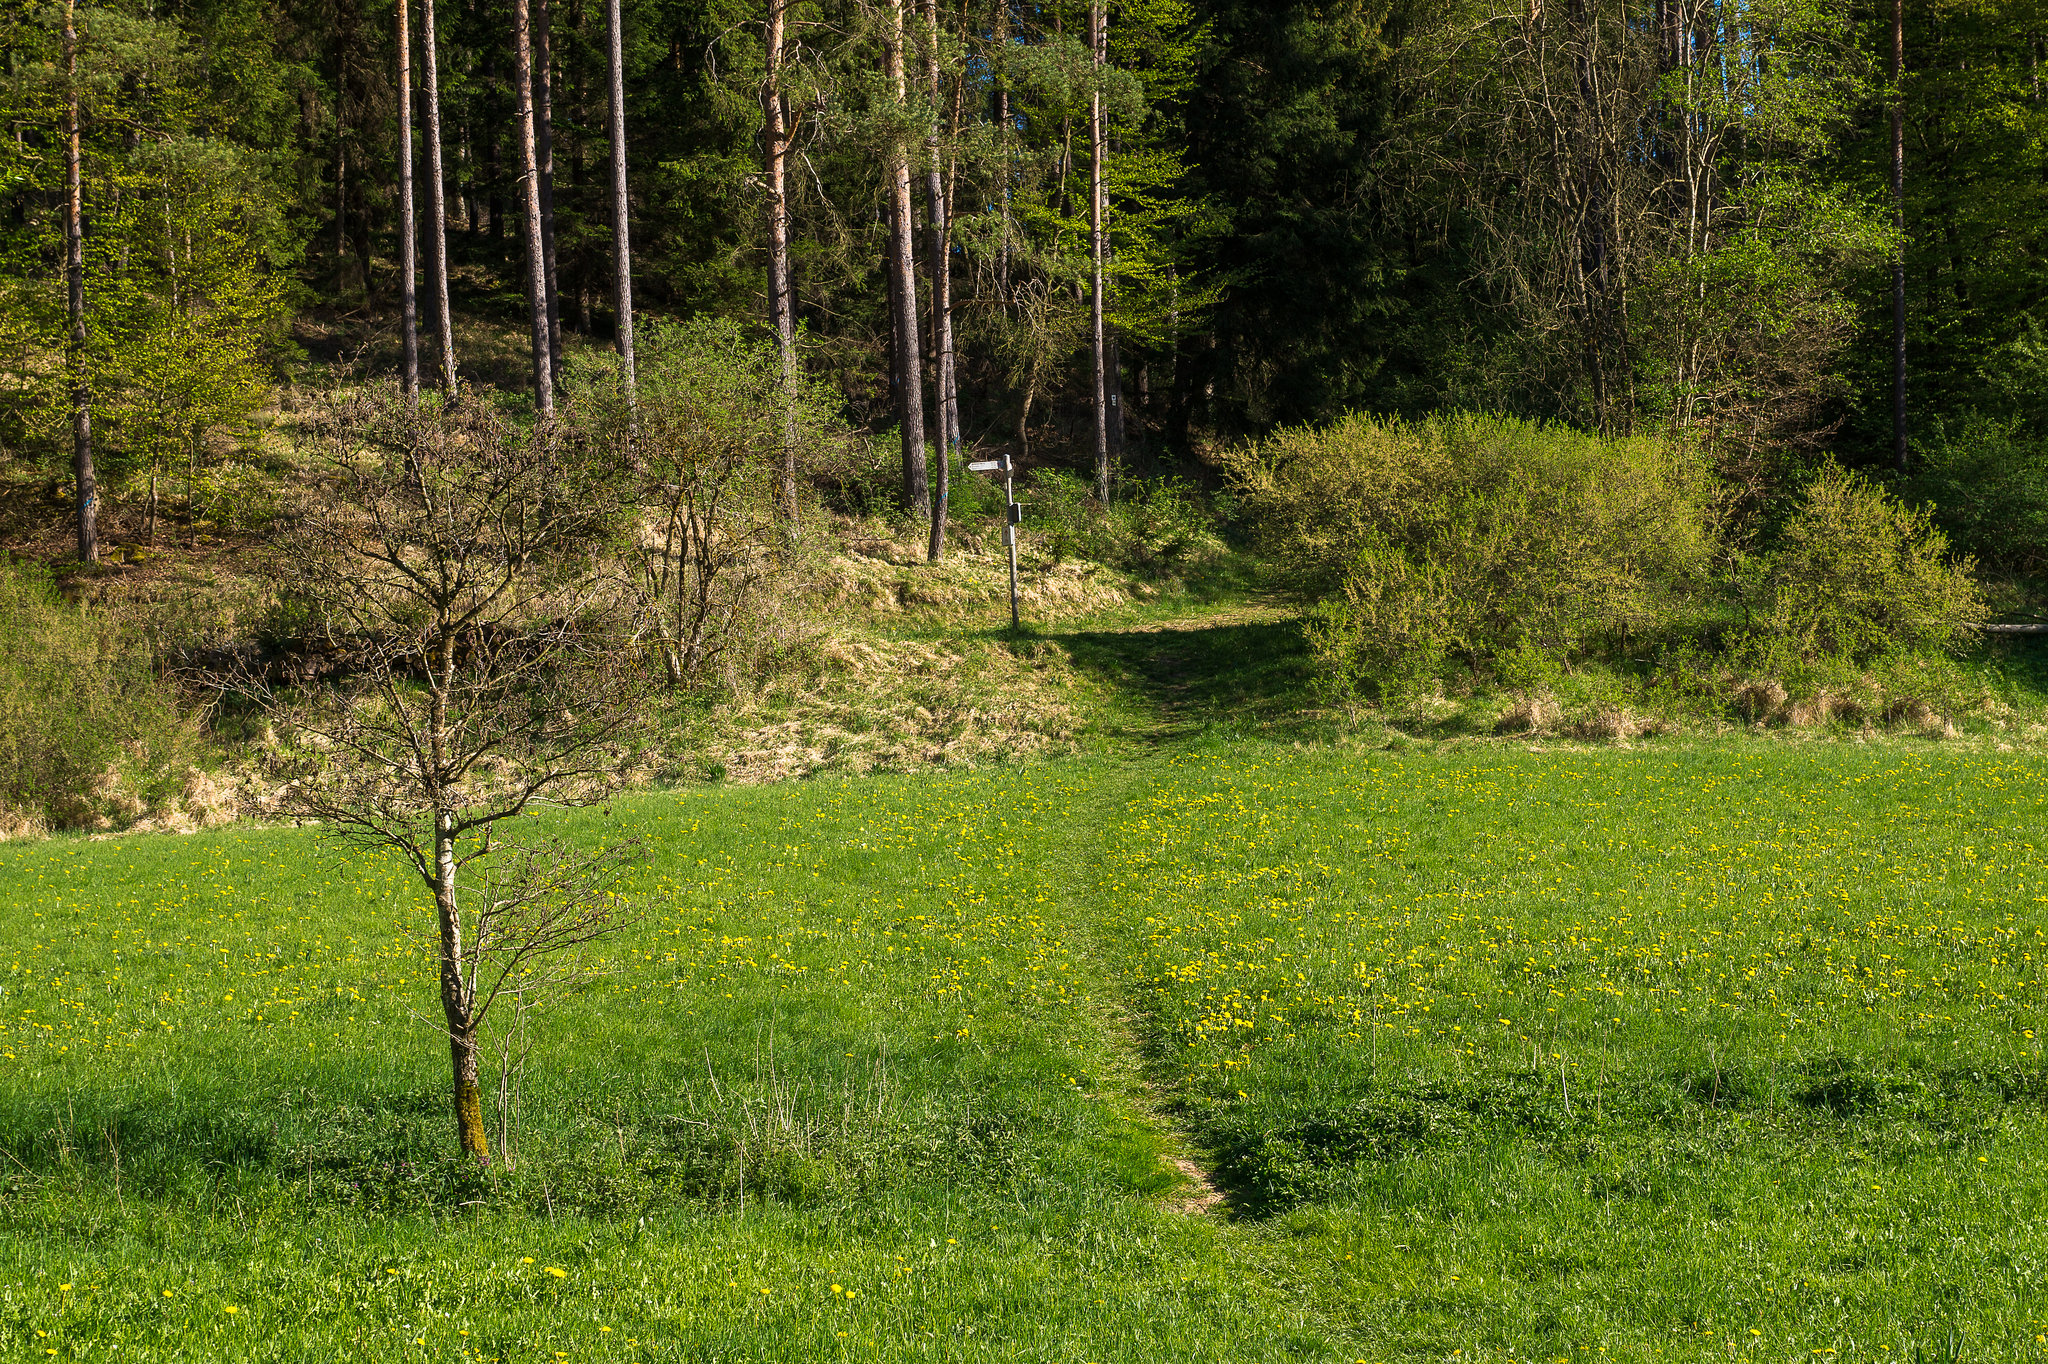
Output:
0,560,200,833
1223,412,1717,696
1747,464,1982,664
1023,469,1223,572
1908,416,2048,576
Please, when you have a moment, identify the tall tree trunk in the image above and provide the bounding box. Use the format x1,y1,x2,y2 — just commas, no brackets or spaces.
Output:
460,115,478,237
397,0,420,410
483,44,504,243
421,0,458,394
993,0,1011,308
334,139,349,262
763,0,797,519
1088,0,1109,504
922,0,955,561
63,0,95,565
884,0,930,521
606,0,636,400
514,0,554,416
536,0,564,391
1107,328,1123,462
334,0,355,270
1891,0,1907,474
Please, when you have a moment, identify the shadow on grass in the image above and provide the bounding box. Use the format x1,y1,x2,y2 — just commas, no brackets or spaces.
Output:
1052,607,1321,743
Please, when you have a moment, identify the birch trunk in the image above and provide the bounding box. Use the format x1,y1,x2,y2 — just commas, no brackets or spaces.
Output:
884,0,929,521
435,807,488,1160
63,0,96,565
397,0,420,409
513,0,554,416
421,0,458,395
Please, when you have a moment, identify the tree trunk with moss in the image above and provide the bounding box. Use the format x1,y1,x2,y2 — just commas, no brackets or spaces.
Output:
433,806,489,1161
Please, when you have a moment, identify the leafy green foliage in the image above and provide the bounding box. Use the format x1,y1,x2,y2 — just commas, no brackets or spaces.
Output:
1025,467,1223,573
1746,464,1981,664
0,0,290,515
1225,412,1716,696
0,557,199,832
569,317,849,689
1909,414,2048,577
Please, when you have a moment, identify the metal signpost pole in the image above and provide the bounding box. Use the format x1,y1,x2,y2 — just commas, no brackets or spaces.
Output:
968,454,1021,629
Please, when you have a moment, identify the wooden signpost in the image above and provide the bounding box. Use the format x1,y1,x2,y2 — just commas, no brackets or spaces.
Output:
966,454,1021,628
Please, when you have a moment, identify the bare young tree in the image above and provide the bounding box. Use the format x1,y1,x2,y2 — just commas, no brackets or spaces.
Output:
246,389,645,1160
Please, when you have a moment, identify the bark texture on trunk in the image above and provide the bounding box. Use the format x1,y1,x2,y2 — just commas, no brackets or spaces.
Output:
421,0,458,394
1890,0,1907,474
513,0,554,416
1088,0,1109,504
483,46,504,242
63,0,96,565
884,0,929,520
434,811,489,1161
763,0,797,519
398,0,420,409
535,0,564,393
921,0,954,561
605,0,636,398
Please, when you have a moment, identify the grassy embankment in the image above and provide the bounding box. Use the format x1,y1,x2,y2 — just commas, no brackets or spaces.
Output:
5,600,2048,1363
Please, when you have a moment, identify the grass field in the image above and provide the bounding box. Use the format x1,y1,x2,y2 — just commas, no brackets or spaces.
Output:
6,701,2048,1361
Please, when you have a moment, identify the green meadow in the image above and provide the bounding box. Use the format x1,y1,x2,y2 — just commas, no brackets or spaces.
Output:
6,730,2048,1361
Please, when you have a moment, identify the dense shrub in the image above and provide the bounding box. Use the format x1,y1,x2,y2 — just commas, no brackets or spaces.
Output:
1025,469,1224,572
1747,464,1982,664
1908,416,2048,576
1222,412,1717,695
568,319,850,690
0,560,199,833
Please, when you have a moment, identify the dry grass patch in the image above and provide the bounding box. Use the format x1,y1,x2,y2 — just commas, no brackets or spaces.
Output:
699,631,1089,783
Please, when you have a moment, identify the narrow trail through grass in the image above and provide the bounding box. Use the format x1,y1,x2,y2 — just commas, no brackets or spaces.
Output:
1051,597,1312,746
7,593,2048,1359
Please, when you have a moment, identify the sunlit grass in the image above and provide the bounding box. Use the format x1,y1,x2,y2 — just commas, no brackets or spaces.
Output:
3,741,2045,1358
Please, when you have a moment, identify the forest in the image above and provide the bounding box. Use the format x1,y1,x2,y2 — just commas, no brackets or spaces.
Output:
5,0,2046,550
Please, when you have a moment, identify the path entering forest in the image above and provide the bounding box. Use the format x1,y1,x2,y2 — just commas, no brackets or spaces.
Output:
1051,597,1313,746
1016,597,1315,1217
